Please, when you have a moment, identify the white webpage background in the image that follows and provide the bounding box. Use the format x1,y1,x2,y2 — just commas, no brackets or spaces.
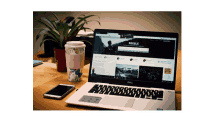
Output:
91,55,116,76
91,54,175,81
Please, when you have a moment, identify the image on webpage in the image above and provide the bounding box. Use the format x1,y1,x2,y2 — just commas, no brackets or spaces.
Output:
115,64,139,80
139,66,163,81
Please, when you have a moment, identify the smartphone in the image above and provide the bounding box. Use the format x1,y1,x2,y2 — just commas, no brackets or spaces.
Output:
43,84,75,99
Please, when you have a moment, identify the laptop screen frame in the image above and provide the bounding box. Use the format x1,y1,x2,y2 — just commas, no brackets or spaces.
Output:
88,29,179,90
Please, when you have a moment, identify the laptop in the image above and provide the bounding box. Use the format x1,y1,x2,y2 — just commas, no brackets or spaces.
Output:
66,29,179,110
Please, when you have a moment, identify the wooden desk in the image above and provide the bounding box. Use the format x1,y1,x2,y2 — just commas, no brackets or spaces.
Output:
33,50,181,110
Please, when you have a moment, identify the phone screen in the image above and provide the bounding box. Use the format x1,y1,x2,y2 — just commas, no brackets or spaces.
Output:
46,85,74,96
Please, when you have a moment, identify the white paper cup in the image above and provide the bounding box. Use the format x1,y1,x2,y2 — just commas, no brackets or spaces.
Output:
65,41,86,82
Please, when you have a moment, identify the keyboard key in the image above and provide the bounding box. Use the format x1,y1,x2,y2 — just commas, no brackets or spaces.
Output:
118,91,124,96
88,90,94,93
98,90,105,94
94,84,99,87
108,91,112,95
104,91,110,94
140,94,146,98
151,91,157,99
102,87,107,91
109,91,115,95
135,94,140,98
127,89,130,93
146,90,151,96
108,86,112,90
94,90,99,93
88,86,98,93
115,90,120,94
140,90,145,95
100,87,104,90
112,90,119,95
123,92,129,96
112,88,115,92
107,88,111,91
128,92,135,97
152,91,157,96
158,91,163,98
122,90,126,94
144,89,148,94
124,87,128,90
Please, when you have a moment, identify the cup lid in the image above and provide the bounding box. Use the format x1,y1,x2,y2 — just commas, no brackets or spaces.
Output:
65,41,86,48
67,41,84,46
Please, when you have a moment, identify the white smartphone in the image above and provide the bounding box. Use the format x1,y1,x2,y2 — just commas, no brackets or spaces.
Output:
43,84,75,99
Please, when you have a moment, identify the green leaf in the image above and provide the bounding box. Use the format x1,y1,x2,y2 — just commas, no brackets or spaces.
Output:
55,20,61,30
37,19,59,38
83,20,101,26
68,21,87,40
57,22,65,32
46,17,56,29
52,12,60,20
47,30,60,43
68,15,100,39
79,40,92,45
81,27,94,32
71,23,90,39
49,30,60,41
68,15,96,37
36,28,49,41
78,15,100,22
63,23,70,38
69,14,86,26
40,17,56,29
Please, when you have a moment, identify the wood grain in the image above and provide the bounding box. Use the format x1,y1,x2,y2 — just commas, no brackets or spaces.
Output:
33,50,181,110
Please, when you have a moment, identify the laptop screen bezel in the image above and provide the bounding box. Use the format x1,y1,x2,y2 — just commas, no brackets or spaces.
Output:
88,29,179,90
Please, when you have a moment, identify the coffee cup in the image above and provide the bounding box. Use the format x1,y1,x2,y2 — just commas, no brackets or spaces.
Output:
65,41,86,82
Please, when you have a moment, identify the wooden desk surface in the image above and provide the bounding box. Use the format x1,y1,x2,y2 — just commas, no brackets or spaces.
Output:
33,50,181,110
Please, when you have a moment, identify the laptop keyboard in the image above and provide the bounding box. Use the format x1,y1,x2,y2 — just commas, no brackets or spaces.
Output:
88,84,163,100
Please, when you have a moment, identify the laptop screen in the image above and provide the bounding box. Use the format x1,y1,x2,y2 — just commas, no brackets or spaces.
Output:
89,29,178,90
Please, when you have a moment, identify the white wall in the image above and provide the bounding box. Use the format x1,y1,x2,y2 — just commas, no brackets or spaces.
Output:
33,11,181,55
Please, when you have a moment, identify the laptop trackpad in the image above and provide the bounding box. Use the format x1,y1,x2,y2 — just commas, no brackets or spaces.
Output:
99,96,134,108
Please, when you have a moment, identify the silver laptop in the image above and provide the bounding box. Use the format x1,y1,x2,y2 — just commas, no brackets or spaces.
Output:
66,29,179,110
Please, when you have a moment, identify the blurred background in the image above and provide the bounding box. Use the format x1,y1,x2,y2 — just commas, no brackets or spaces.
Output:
33,11,181,56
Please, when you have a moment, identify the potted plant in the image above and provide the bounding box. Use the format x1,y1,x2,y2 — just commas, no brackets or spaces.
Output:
34,12,101,72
